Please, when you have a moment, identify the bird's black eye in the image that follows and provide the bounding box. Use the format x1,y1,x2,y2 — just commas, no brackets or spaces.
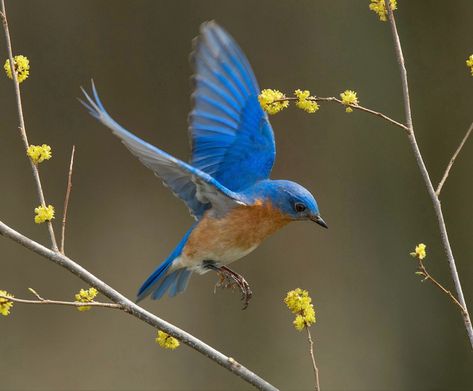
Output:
294,203,306,213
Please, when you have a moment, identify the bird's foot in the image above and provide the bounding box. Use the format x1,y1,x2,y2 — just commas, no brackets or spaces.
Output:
214,265,253,309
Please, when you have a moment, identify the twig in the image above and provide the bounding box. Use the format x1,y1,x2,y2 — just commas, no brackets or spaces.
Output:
0,219,278,391
436,122,473,196
384,0,473,347
305,327,320,391
0,292,123,310
275,96,409,132
416,260,467,315
61,145,75,254
0,0,58,251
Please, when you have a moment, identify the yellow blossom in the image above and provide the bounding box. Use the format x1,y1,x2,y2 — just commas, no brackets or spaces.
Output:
285,288,312,313
294,89,319,113
284,288,316,331
0,290,14,316
155,330,180,350
34,205,55,224
369,0,397,22
466,55,473,76
340,90,359,113
258,89,289,115
74,287,98,311
303,304,316,324
410,243,427,260
4,55,30,83
27,144,52,164
293,315,306,331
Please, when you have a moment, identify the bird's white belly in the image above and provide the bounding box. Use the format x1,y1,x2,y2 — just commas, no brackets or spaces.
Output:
173,243,259,274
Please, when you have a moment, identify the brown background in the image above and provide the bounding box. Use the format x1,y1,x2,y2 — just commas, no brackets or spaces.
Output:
1,1,473,390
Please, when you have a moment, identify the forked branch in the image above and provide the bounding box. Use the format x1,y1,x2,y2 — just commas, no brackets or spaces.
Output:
384,0,473,347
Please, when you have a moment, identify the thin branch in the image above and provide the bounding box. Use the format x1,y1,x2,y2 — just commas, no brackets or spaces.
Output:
0,0,58,251
0,219,278,391
416,260,467,315
61,145,75,254
384,0,473,347
436,122,473,196
275,96,409,131
0,292,123,310
305,327,320,391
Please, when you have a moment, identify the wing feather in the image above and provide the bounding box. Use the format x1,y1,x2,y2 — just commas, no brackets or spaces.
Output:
189,22,276,192
80,82,245,220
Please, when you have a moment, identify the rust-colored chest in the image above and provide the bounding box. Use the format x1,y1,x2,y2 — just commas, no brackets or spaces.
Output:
182,201,292,261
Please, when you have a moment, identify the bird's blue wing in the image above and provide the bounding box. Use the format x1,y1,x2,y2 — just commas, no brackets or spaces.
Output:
80,82,246,220
189,21,275,192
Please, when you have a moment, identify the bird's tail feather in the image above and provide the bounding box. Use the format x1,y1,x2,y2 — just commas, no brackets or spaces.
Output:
136,226,195,302
151,268,193,300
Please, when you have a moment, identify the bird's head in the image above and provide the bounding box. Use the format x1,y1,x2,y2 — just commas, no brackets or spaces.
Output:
246,180,328,229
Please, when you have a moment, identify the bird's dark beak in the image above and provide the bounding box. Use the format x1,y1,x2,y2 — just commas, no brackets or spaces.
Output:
310,214,328,229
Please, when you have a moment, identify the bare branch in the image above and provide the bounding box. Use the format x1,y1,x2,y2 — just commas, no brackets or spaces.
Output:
0,0,58,251
275,96,409,131
0,219,278,391
61,145,76,254
436,122,473,196
384,0,473,347
0,292,123,310
305,327,320,391
415,260,467,315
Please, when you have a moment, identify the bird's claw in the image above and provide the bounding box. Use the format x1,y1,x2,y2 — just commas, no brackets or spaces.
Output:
214,266,253,309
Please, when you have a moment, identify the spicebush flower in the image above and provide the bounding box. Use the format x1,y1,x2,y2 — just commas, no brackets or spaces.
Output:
340,90,359,113
74,287,98,311
294,89,319,113
284,288,316,331
410,243,427,260
156,330,180,350
27,144,52,164
369,0,397,22
4,55,30,83
34,205,55,224
258,89,289,115
0,290,14,316
466,55,473,76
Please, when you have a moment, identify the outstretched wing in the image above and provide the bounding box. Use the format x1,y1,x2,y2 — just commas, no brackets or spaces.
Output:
189,21,275,192
80,82,245,220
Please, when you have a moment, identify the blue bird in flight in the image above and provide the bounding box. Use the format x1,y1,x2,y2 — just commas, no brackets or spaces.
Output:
81,21,327,308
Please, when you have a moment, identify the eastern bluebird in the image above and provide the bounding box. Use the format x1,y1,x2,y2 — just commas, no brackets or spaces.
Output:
81,21,327,308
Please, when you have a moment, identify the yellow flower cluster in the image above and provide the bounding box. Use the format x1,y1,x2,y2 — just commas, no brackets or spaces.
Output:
466,55,473,76
369,0,397,22
340,90,359,113
410,243,427,260
284,288,316,331
4,55,30,83
34,204,55,224
27,144,52,164
155,330,180,350
0,290,14,316
258,89,289,115
74,287,98,311
294,89,319,113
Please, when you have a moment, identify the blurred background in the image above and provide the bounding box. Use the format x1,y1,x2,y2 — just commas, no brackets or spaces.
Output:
1,1,472,390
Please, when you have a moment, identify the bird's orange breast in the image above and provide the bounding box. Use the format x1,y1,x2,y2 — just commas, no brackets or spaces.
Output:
182,200,292,261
